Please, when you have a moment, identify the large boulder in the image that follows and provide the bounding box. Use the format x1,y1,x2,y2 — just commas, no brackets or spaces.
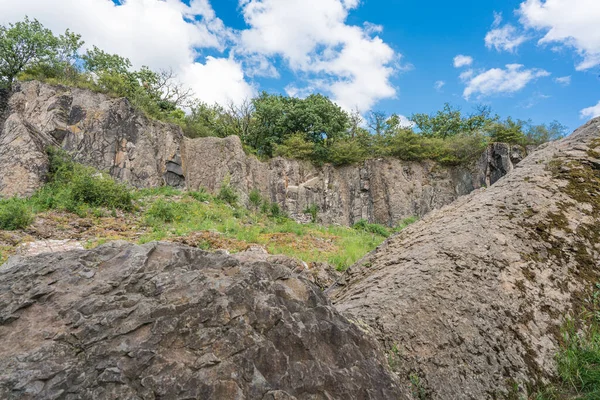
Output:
0,242,405,399
332,118,600,398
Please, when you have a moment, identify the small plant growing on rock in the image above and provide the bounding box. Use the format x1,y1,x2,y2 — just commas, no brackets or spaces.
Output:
249,189,262,210
217,177,238,207
304,204,319,223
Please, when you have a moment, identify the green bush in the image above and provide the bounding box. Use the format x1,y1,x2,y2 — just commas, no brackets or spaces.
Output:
304,204,319,223
187,188,211,202
352,219,390,237
31,147,133,213
0,198,33,230
273,133,316,161
328,138,368,166
146,199,188,224
217,182,238,206
249,189,263,210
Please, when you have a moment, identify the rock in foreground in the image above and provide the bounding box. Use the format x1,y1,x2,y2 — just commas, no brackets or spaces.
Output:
0,242,405,399
333,117,600,399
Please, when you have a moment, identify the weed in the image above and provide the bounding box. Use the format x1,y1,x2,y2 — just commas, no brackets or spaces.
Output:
187,188,212,202
304,203,319,223
217,181,238,206
249,189,262,210
410,373,428,400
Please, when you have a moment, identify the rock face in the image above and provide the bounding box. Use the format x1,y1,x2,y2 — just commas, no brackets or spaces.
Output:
332,118,600,398
0,81,183,196
0,81,525,226
183,135,527,226
0,241,405,399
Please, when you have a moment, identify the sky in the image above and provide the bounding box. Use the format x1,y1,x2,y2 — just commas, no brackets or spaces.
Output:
0,0,599,132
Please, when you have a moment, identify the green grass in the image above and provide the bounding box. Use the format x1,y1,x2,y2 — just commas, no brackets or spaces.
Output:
0,148,419,271
532,284,600,400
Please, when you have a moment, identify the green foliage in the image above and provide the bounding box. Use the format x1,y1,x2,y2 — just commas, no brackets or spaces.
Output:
411,103,494,139
273,133,316,161
533,283,600,399
352,219,391,237
187,188,212,202
0,198,33,230
249,189,263,210
304,204,319,223
249,92,349,157
0,16,83,89
217,181,239,206
146,199,189,224
31,147,133,213
328,138,368,165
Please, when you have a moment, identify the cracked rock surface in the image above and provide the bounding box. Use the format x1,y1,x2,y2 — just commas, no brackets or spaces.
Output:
0,241,405,399
332,117,600,399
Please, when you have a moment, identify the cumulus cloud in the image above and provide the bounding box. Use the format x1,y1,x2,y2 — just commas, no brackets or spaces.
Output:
0,0,398,110
0,0,255,105
239,0,398,111
519,0,600,70
453,55,473,68
554,76,571,86
461,64,550,100
581,101,600,120
485,12,528,53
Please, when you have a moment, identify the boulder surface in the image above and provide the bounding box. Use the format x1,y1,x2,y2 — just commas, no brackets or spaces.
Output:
0,242,405,399
332,117,600,398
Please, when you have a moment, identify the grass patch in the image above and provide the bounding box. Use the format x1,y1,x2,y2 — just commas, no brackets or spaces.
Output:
533,283,600,399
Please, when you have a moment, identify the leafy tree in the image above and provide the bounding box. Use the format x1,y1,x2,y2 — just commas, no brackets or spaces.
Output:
411,103,496,138
250,92,350,156
0,17,82,89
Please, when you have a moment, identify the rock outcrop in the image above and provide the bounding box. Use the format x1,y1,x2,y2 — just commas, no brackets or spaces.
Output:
0,81,525,226
0,241,405,399
332,118,600,398
0,81,184,197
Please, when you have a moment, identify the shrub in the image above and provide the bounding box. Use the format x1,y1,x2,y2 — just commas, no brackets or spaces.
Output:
0,198,33,230
273,133,316,161
249,189,262,210
352,219,390,237
146,200,188,224
328,138,368,166
31,147,133,213
218,181,238,206
304,204,319,223
187,188,211,202
70,172,133,210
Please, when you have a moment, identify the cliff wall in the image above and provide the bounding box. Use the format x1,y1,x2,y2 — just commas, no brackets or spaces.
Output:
0,81,525,226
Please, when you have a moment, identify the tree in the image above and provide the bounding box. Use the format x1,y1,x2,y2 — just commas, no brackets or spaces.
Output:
0,17,78,89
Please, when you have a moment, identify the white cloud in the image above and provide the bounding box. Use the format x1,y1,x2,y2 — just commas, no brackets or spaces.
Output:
434,80,445,91
453,55,473,68
485,12,528,53
581,101,600,120
519,0,600,70
238,0,398,111
461,64,550,100
1,0,398,110
554,76,571,86
0,0,254,105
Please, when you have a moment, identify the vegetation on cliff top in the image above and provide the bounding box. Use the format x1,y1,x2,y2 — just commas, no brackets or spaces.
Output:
0,17,567,167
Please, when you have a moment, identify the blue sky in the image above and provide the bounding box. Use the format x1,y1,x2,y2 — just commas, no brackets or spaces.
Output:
1,0,599,131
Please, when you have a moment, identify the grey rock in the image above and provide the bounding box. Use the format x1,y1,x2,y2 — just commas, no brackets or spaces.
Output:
332,117,600,399
0,241,406,399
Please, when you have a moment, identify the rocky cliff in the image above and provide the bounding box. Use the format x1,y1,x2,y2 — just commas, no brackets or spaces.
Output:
0,81,526,226
0,242,406,399
332,117,600,398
